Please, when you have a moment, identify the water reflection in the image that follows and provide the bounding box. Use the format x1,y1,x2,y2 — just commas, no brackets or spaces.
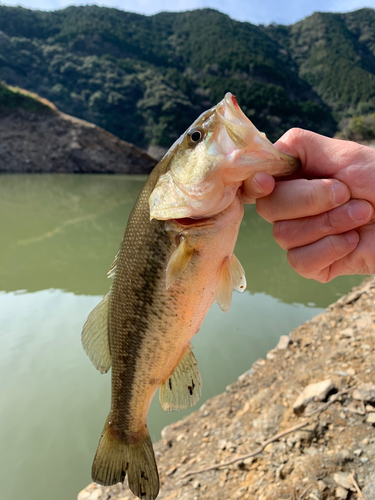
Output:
0,175,362,303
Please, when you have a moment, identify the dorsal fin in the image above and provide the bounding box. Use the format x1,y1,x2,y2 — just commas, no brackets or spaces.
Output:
81,293,111,374
107,249,120,279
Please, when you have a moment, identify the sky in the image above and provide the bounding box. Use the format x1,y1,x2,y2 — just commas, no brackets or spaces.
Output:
0,0,375,26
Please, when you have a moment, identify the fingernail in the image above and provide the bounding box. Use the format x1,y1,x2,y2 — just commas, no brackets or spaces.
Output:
348,200,372,221
251,176,265,195
344,231,359,246
331,181,349,205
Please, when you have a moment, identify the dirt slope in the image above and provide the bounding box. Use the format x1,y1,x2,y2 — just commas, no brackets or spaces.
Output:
0,108,156,174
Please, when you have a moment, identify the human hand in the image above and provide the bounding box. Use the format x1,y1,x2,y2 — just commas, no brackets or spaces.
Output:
245,128,375,282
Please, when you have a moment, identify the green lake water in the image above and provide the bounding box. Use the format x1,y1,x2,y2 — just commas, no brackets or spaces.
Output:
0,175,364,500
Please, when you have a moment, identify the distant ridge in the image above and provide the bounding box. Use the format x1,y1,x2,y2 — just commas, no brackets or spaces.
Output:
0,6,374,148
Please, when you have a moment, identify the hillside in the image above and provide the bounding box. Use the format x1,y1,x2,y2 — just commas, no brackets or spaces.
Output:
0,6,374,151
0,82,156,174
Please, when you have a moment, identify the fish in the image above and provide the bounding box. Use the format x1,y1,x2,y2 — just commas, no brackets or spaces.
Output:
82,92,300,500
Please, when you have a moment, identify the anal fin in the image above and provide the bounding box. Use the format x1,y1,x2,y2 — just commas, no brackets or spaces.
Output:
159,347,202,412
81,293,111,374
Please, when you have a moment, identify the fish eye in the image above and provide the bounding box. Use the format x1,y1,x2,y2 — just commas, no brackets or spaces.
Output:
187,127,204,146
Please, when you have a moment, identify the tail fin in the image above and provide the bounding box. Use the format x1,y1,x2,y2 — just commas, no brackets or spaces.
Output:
92,416,160,500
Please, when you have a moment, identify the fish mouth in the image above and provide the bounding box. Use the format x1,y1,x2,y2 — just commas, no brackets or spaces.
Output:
172,216,213,226
217,93,300,178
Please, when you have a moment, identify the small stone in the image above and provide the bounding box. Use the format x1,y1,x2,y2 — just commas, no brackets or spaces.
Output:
353,383,375,403
266,351,276,360
193,480,200,489
317,480,327,492
218,439,227,450
335,486,348,499
362,437,370,445
347,401,365,415
366,413,375,424
87,490,101,500
360,456,369,463
366,404,375,412
77,490,91,500
333,471,356,491
356,314,373,329
361,344,371,350
293,379,335,414
276,335,290,350
340,328,354,337
176,433,185,442
354,448,362,456
346,368,356,376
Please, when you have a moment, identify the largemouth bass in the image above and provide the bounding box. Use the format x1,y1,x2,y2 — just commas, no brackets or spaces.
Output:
82,93,299,500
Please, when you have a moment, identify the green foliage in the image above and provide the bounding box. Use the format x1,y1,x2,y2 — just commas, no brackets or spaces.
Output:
338,113,375,140
0,5,374,147
0,82,53,111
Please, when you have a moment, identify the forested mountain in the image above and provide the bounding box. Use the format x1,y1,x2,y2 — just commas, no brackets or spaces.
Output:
0,5,374,150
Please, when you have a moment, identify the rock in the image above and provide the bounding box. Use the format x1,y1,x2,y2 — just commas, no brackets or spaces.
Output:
356,314,373,330
333,472,355,491
193,480,200,489
293,379,335,414
353,383,375,403
276,335,290,349
335,486,348,499
347,401,365,415
353,448,362,456
366,404,375,412
317,480,327,492
0,108,157,174
340,328,354,337
346,367,356,375
363,472,375,500
218,439,227,450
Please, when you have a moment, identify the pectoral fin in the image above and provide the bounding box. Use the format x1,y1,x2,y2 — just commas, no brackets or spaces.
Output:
159,347,202,412
166,237,194,289
230,254,246,292
81,293,111,374
215,257,234,312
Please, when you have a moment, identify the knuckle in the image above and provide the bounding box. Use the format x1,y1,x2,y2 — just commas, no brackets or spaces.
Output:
320,210,336,235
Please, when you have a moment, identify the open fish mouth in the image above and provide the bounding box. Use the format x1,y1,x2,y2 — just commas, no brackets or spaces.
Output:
149,92,300,221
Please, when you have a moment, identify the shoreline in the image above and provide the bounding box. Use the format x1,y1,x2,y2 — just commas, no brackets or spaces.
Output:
79,275,375,500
